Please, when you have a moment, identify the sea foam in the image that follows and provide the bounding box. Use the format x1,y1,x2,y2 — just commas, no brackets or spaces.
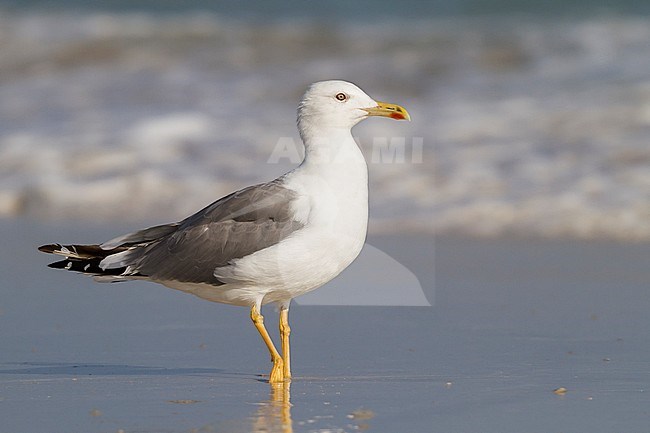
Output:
1,11,650,240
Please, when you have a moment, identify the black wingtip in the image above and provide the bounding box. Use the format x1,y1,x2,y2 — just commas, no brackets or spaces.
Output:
47,259,69,269
38,244,60,254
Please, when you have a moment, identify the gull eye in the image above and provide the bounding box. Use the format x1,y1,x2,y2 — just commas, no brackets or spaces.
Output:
335,92,348,102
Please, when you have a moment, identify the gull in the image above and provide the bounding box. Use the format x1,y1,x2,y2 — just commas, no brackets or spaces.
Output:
38,80,410,383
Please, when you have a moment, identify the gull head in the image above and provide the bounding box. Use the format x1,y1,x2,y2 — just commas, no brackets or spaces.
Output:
298,80,410,134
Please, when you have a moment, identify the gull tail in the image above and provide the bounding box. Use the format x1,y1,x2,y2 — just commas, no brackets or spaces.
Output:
38,243,134,281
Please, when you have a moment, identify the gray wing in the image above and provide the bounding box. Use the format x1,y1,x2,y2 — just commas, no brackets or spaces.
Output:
101,223,180,249
104,180,304,285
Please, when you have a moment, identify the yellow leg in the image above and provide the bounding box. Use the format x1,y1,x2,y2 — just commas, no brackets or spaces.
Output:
279,307,291,380
251,305,284,383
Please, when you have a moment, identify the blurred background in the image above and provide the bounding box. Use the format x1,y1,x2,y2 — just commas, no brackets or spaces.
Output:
1,0,650,240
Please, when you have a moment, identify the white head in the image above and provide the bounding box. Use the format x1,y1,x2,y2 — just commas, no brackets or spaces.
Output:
297,80,410,137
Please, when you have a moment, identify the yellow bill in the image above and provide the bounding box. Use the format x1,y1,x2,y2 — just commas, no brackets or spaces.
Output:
363,101,411,121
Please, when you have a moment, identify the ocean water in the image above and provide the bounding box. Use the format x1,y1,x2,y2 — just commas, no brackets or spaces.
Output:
1,2,650,239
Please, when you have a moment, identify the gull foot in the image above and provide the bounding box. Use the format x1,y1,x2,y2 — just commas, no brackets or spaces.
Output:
269,358,285,384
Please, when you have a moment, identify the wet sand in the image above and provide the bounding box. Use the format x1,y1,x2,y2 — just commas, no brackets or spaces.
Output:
1,219,649,432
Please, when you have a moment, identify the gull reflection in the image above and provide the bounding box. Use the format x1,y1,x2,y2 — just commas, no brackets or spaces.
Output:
251,382,293,433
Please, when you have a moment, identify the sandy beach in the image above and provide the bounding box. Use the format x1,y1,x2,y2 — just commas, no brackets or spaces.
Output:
1,218,648,432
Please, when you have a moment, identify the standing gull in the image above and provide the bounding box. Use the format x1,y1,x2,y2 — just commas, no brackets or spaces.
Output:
39,80,410,383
